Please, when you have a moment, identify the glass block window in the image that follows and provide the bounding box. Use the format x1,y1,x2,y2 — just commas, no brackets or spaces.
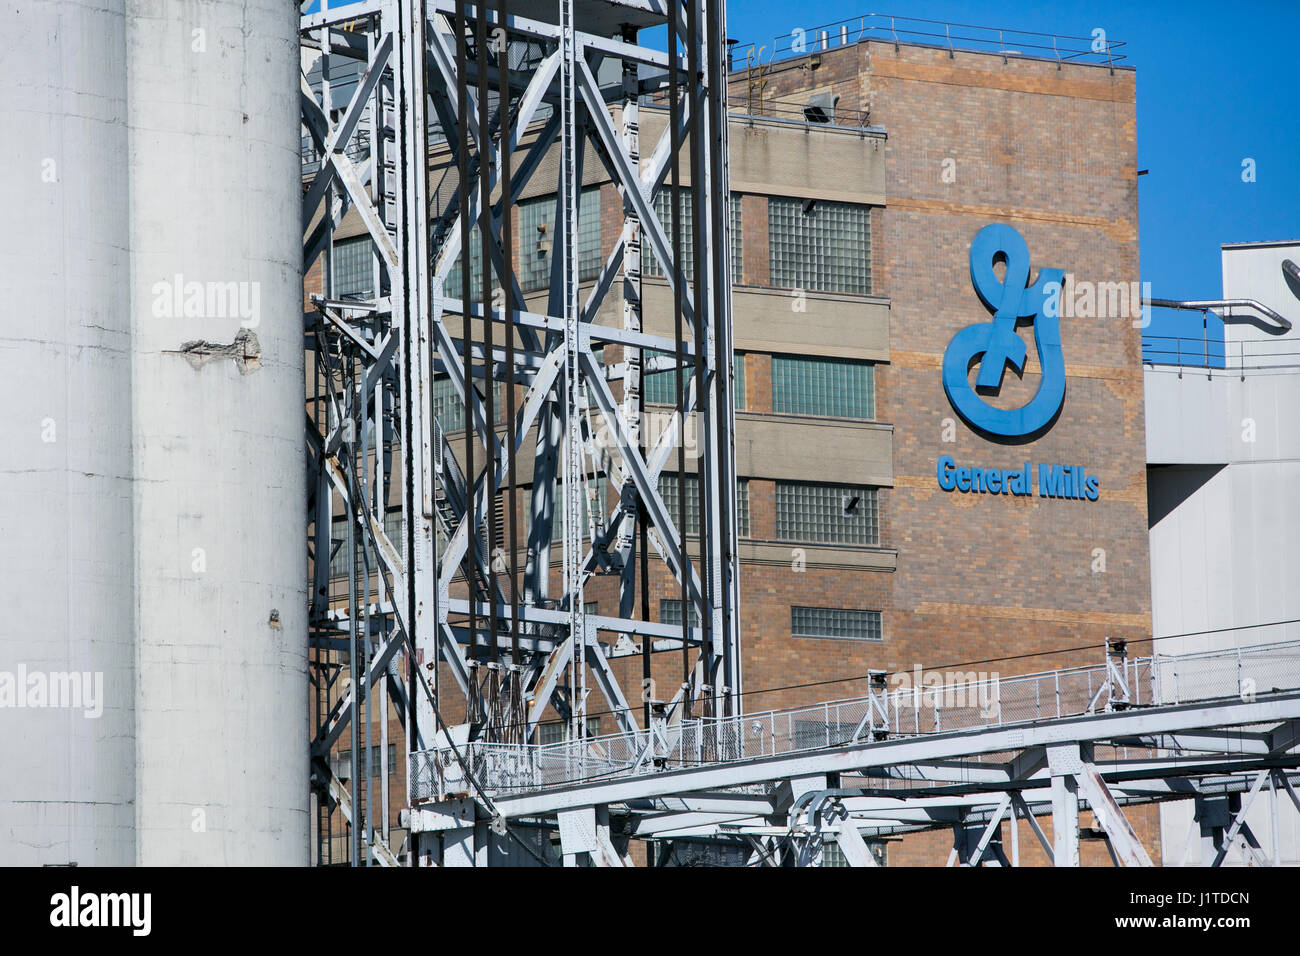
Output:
332,236,374,299
524,480,609,545
538,716,602,743
791,606,883,642
431,375,505,433
768,197,871,294
822,840,886,866
657,475,750,537
538,721,565,745
644,190,742,283
659,598,701,627
329,511,404,579
332,744,398,780
775,482,877,545
772,355,874,419
519,188,603,293
444,223,486,300
643,351,745,410
383,510,404,557
432,375,464,433
328,517,350,579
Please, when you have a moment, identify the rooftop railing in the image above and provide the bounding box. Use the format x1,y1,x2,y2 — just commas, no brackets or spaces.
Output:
1143,334,1300,375
731,13,1127,73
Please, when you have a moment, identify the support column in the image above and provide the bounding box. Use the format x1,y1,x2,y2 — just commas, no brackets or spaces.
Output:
1047,744,1082,867
1194,796,1230,866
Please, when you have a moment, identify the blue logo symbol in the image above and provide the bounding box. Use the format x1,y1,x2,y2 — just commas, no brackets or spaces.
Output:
942,225,1066,438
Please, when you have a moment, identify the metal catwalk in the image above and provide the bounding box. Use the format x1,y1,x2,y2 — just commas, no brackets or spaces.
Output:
405,638,1300,866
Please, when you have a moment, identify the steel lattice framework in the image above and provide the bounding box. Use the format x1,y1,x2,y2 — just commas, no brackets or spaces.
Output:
302,0,740,864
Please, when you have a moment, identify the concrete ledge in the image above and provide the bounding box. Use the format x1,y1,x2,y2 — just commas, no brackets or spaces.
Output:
739,539,898,572
735,413,894,486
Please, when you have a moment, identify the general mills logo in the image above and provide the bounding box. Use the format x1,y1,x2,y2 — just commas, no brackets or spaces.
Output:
941,224,1065,439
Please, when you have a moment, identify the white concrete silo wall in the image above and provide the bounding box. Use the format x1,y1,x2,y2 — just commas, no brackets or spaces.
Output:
0,0,136,866
126,0,306,864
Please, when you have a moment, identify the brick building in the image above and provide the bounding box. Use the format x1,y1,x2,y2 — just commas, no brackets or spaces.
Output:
311,26,1155,865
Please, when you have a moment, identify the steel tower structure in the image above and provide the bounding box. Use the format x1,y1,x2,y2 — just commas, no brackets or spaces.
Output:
301,0,739,864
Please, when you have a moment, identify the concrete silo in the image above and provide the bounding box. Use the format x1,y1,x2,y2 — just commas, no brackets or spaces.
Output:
0,0,307,865
0,0,136,867
126,0,307,866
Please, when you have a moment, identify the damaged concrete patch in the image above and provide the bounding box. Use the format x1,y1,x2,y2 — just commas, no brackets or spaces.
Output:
173,328,261,374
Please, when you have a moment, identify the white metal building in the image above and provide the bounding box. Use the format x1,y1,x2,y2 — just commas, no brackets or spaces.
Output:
1146,239,1300,864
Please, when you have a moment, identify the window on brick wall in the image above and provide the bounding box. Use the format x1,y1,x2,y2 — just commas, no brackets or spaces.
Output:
659,598,701,627
791,606,883,642
657,474,750,538
775,481,878,545
822,840,887,866
772,355,874,419
539,716,603,743
444,223,487,298
329,510,405,579
431,374,506,433
382,509,404,557
519,189,603,292
643,189,742,283
524,480,609,545
538,721,564,744
768,197,871,294
328,517,349,579
332,743,398,780
643,351,745,410
332,236,375,299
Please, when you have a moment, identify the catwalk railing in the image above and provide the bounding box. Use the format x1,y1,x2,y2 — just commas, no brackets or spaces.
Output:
730,13,1126,71
1142,334,1300,374
409,639,1300,801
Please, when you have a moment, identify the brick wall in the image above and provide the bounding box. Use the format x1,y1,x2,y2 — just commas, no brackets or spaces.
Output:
718,39,1154,864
